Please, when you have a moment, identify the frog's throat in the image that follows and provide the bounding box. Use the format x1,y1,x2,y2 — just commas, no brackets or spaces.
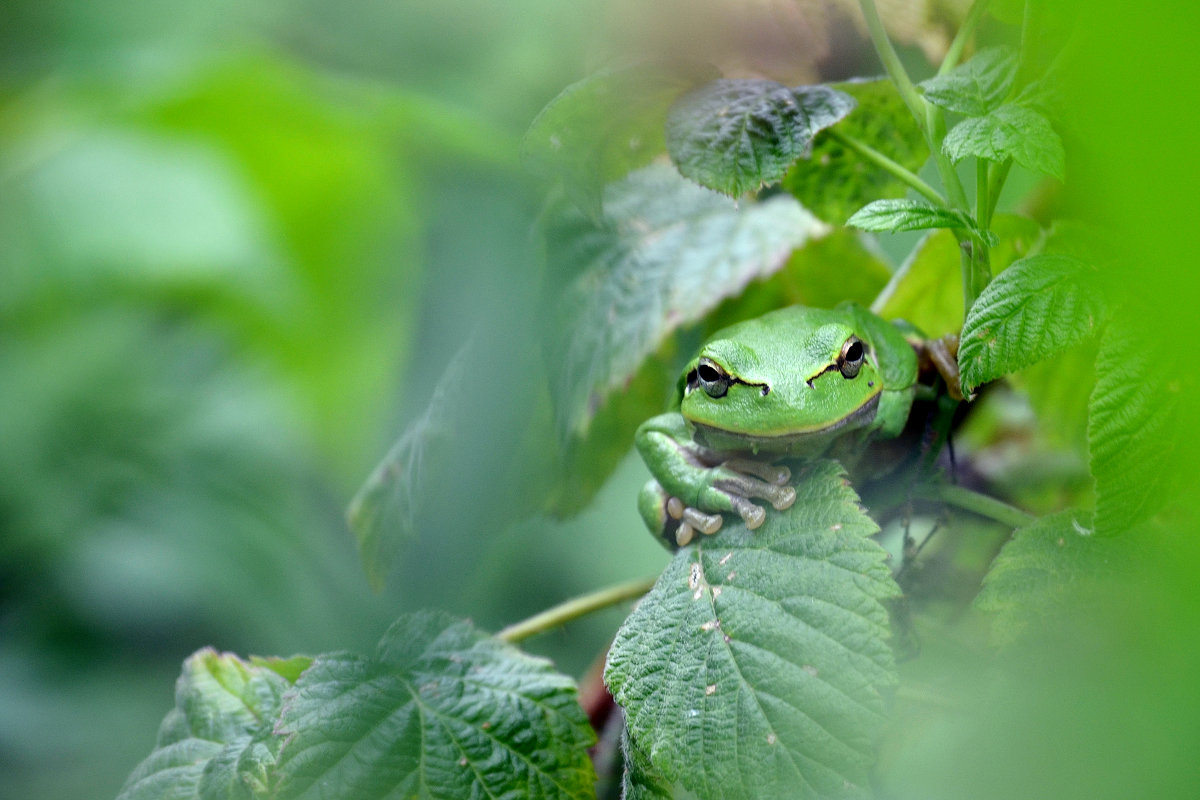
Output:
689,391,881,451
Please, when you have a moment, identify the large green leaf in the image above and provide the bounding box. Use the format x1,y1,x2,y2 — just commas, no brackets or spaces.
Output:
274,611,596,800
606,460,899,800
666,79,855,196
918,47,1018,117
116,650,300,800
1088,315,1183,536
943,103,1065,180
959,254,1107,394
545,163,827,439
783,79,929,224
523,63,713,216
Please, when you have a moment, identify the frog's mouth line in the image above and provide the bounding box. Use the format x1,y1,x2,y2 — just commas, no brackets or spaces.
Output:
689,390,882,448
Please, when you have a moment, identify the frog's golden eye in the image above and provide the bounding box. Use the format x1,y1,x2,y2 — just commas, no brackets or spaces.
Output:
695,357,732,398
839,336,865,379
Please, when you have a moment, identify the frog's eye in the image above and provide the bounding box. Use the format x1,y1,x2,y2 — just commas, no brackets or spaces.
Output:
838,337,865,379
695,358,732,398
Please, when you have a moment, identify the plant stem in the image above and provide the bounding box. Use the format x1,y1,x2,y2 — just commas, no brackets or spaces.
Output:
496,576,657,643
913,483,1034,529
986,157,1013,222
858,0,928,128
826,129,946,206
938,0,993,77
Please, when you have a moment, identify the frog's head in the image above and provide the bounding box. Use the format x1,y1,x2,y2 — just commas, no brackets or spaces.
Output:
678,308,885,451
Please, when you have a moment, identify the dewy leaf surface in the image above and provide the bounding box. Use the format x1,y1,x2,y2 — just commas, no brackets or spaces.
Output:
274,611,596,800
605,460,900,800
783,79,929,224
545,163,826,438
116,649,293,800
666,79,855,196
847,198,998,245
918,47,1018,116
1089,314,1183,536
943,103,1065,180
958,253,1107,394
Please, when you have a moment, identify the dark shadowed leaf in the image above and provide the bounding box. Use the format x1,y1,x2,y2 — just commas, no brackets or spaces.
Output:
666,79,855,196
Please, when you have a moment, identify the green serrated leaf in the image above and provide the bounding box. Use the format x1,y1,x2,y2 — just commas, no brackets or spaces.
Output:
958,254,1107,394
1088,315,1184,536
606,460,899,800
976,510,1139,644
274,611,596,800
666,79,855,197
873,214,1041,338
523,62,715,216
116,649,291,800
919,46,1018,116
847,198,998,246
545,163,827,439
943,103,1066,180
783,79,929,223
620,721,675,800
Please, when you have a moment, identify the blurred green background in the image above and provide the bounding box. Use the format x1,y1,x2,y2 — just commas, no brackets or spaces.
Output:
3,1,1200,799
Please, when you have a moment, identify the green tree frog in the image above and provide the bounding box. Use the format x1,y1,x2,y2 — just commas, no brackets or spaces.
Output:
636,303,919,546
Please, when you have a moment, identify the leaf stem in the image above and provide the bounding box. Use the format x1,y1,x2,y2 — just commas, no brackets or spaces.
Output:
496,576,657,643
858,0,928,129
826,128,946,207
938,0,993,77
913,483,1034,529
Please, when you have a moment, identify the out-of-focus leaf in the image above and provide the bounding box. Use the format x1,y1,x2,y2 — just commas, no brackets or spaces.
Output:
606,460,899,800
873,214,1041,338
274,611,596,800
943,103,1065,180
523,62,714,216
918,47,1018,116
959,254,1107,395
847,198,998,246
976,510,1138,643
347,343,470,591
783,79,929,224
1089,314,1184,536
545,163,827,439
116,649,294,800
666,79,855,196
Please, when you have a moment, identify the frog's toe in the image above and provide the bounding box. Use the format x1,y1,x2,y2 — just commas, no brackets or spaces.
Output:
683,507,723,535
714,471,796,512
675,521,696,547
729,495,767,530
725,459,791,485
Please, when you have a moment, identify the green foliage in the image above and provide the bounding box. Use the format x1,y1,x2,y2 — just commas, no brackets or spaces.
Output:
665,79,855,196
943,104,1066,180
918,47,1017,116
543,163,826,439
1088,316,1183,536
523,63,712,216
120,614,596,800
975,511,1136,644
783,79,929,223
606,462,899,799
847,199,998,246
958,254,1108,395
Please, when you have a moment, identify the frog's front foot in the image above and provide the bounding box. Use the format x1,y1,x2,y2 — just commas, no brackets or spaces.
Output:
639,459,796,547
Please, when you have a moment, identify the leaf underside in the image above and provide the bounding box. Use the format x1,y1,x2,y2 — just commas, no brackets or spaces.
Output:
605,460,900,800
666,79,856,197
847,198,997,245
943,103,1065,179
918,46,1018,117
